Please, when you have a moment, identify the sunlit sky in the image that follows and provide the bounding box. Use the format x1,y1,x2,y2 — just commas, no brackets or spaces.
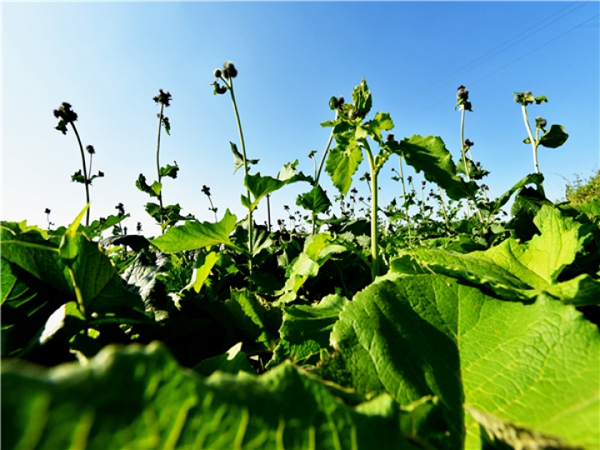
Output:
3,1,599,236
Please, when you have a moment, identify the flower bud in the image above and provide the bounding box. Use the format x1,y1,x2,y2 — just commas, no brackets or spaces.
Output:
456,86,469,100
86,145,95,154
386,133,395,142
223,61,237,78
465,139,474,147
214,68,222,78
336,96,345,108
536,117,547,128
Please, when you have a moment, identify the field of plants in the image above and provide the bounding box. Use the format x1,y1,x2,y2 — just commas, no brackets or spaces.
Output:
2,61,599,450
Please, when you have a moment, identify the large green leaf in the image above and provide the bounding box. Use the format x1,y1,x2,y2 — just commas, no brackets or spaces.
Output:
151,209,243,254
2,342,424,449
539,124,569,148
322,274,599,449
275,233,348,304
391,205,598,305
296,185,331,215
268,293,348,368
325,141,364,196
393,135,477,200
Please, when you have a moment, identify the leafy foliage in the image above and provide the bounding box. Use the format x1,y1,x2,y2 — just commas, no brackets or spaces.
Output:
2,75,598,450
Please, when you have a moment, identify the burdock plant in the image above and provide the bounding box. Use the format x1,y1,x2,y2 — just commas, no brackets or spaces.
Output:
212,61,256,270
514,90,569,177
53,102,104,226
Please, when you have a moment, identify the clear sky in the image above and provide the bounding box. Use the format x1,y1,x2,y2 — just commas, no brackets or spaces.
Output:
3,1,599,236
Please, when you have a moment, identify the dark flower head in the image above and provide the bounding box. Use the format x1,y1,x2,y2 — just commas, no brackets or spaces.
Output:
283,205,290,211
153,89,172,107
202,185,211,196
223,61,238,78
136,222,142,232
45,208,51,215
115,203,125,217
336,96,345,109
407,176,413,183
536,117,547,129
456,86,469,100
86,145,95,155
214,68,222,78
421,180,426,186
465,139,474,147
53,102,78,134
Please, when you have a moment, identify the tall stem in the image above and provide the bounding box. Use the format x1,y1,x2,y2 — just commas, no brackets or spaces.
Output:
521,105,540,174
70,123,90,226
365,148,379,281
156,102,165,231
398,156,412,245
227,77,253,270
312,112,338,235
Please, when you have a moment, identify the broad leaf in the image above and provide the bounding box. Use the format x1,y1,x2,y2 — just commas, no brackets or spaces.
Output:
296,185,332,215
2,342,422,449
268,293,348,368
393,135,477,200
323,274,600,450
325,142,363,196
193,342,255,376
151,209,243,254
539,124,569,148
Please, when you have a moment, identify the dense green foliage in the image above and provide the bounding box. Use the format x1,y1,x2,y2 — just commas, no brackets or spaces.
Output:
2,66,599,449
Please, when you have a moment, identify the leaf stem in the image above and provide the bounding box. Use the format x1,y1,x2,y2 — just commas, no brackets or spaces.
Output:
70,123,90,226
67,266,86,317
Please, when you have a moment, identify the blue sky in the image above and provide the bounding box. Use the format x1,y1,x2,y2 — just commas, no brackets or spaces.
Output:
3,1,599,236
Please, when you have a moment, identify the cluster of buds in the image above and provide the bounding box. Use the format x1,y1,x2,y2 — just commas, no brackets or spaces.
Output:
53,102,78,135
153,89,172,107
456,85,472,111
535,117,547,130
115,203,125,217
513,90,548,106
212,61,238,95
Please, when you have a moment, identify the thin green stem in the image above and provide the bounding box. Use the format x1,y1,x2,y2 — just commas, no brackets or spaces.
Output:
521,105,540,174
397,156,413,245
365,148,379,281
227,77,253,271
68,266,86,317
311,113,338,235
156,102,165,232
70,123,90,226
459,107,485,223
438,187,450,229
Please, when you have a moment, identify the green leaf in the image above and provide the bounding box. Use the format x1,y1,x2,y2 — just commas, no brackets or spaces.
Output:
324,274,600,449
2,342,420,449
59,203,90,265
135,174,158,198
363,112,394,143
244,168,310,213
325,142,363,196
486,173,544,217
230,142,259,175
159,163,179,179
394,135,477,200
70,170,86,184
150,181,163,196
186,251,220,294
392,205,595,304
539,124,569,148
276,233,348,304
224,289,276,344
296,185,331,214
151,209,242,254
193,342,255,376
268,293,348,369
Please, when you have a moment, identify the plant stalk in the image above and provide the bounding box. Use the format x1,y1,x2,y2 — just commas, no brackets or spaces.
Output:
71,123,90,226
227,77,254,270
156,102,165,231
365,148,379,281
521,105,540,174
